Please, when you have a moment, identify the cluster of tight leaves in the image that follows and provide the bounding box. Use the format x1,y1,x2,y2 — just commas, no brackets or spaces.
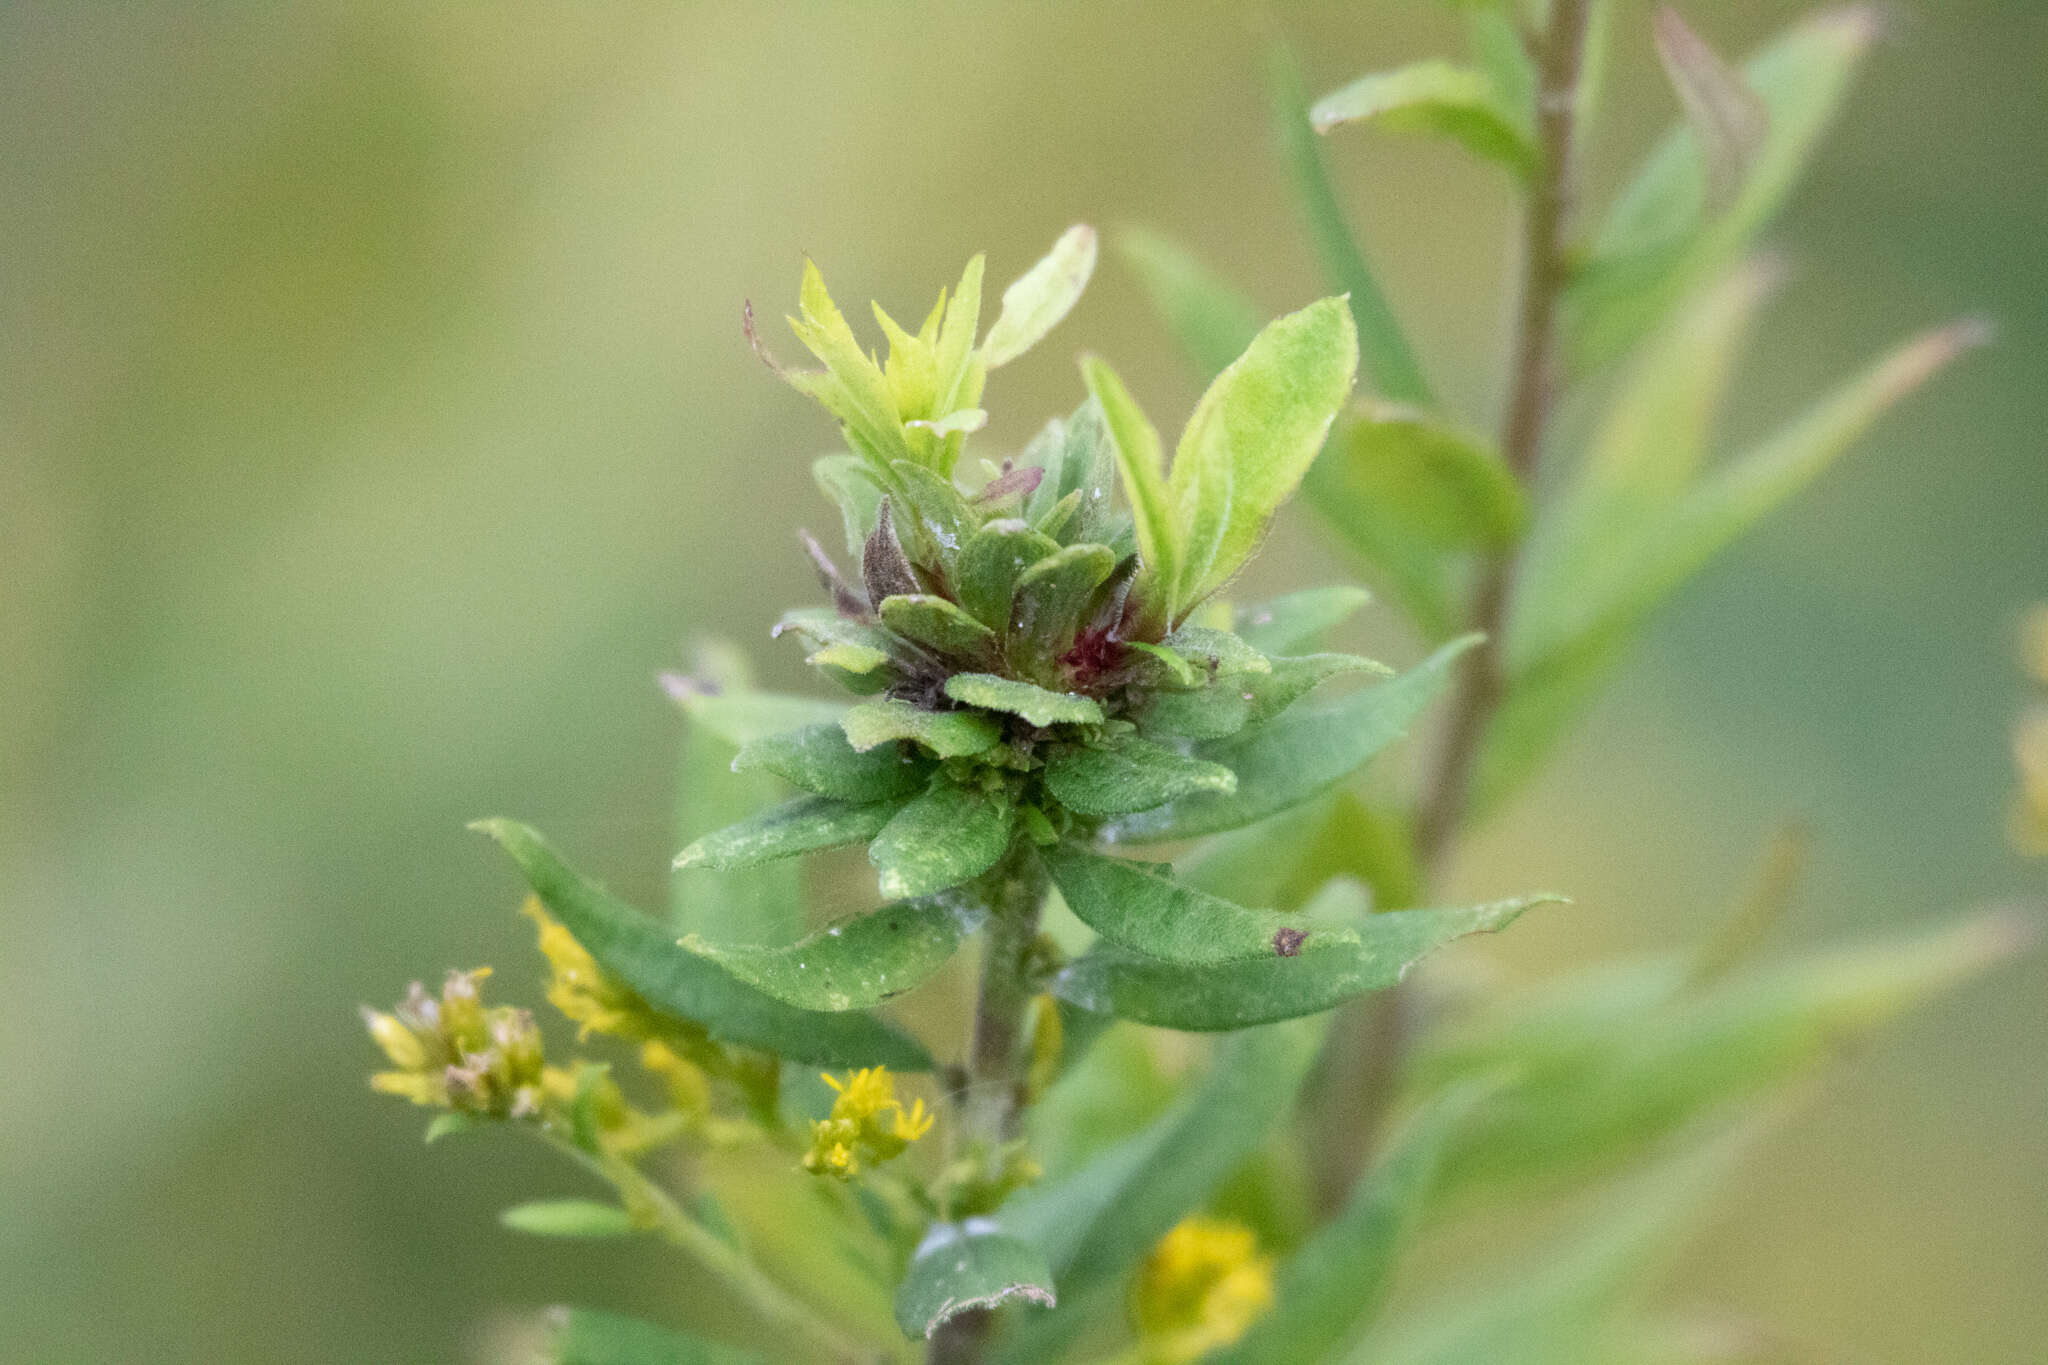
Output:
368,5,2027,1365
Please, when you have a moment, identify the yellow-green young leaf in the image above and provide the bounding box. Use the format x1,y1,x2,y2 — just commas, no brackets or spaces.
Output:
475,820,932,1069
925,254,987,476
500,1200,637,1239
995,1017,1327,1365
1568,7,1881,372
1119,228,1265,382
894,1221,1056,1340
1108,635,1478,843
786,258,912,471
1044,845,1357,966
943,673,1103,727
1046,734,1239,816
982,224,1098,368
1652,6,1768,211
1406,911,2027,1202
1081,355,1180,626
1234,585,1373,655
1267,45,1433,406
869,783,1014,899
683,895,983,1011
674,793,903,872
841,696,1003,759
1348,1126,1757,1365
1208,1078,1506,1365
1311,59,1538,178
955,519,1061,630
731,723,929,803
1172,297,1360,611
552,1307,763,1365
879,595,997,659
1052,894,1550,1031
1326,402,1525,550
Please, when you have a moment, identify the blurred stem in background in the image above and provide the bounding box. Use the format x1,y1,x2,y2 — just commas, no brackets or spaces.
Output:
1314,0,1597,1215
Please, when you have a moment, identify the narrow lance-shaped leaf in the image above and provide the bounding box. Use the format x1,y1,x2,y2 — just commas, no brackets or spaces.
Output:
551,1307,763,1365
786,258,913,471
1233,584,1372,656
1652,6,1768,211
1208,1078,1507,1365
683,894,984,1012
1310,59,1538,179
732,722,928,803
675,793,903,872
1044,733,1238,816
894,1219,1057,1341
869,783,1014,900
841,696,1002,759
1267,43,1433,405
879,594,998,658
1044,844,1358,966
1081,355,1180,626
475,820,933,1069
994,1018,1327,1365
1053,893,1553,1032
944,673,1103,726
1171,296,1360,609
981,224,1098,368
501,1200,638,1240
1118,228,1265,382
1108,634,1478,842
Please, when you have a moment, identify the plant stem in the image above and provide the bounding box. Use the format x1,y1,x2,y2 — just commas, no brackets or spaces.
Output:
928,845,1050,1365
542,1131,871,1363
1319,0,1596,1209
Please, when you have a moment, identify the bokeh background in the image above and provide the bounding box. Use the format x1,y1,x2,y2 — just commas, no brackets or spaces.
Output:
3,1,2043,1361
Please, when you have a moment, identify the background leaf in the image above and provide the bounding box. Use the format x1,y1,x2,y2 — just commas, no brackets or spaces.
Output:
981,224,1098,368
894,1220,1056,1340
731,722,929,803
500,1199,637,1239
1310,59,1537,178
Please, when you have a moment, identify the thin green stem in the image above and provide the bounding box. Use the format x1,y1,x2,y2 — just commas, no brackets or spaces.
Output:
539,1130,871,1363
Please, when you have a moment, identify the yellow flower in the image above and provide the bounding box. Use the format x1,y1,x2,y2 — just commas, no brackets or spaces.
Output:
362,968,547,1119
802,1067,934,1178
522,898,662,1041
1132,1216,1275,1363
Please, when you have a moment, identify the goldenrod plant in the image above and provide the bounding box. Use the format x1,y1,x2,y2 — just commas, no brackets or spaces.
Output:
363,5,2030,1362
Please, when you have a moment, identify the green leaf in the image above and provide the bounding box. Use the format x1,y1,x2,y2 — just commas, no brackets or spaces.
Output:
1161,624,1273,677
1052,894,1549,1031
674,793,903,872
732,723,929,803
995,1019,1326,1364
888,460,975,560
879,594,998,658
1407,911,2028,1202
813,453,884,561
1302,432,1461,641
1208,1078,1504,1365
1136,678,1251,741
842,696,1003,759
1244,652,1395,725
1009,542,1116,669
1043,733,1237,816
1310,59,1537,178
1107,635,1478,842
665,647,814,942
551,1307,762,1365
1171,296,1360,609
423,1112,479,1144
1326,401,1525,549
1118,228,1265,382
982,224,1098,368
893,1220,1057,1340
1234,584,1372,655
869,783,1015,899
1652,6,1767,212
1493,321,1979,801
1348,1127,1757,1365
1044,844,1357,965
683,895,982,1011
477,820,932,1069
501,1199,638,1239
1267,44,1433,405
773,608,898,677
955,519,1061,630
786,258,912,472
1567,7,1881,372
1081,355,1180,626
944,673,1103,727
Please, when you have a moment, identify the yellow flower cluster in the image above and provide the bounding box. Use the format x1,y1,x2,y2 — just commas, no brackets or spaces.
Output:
802,1067,935,1179
523,899,666,1042
1131,1216,1275,1363
362,968,548,1118
2011,605,2048,857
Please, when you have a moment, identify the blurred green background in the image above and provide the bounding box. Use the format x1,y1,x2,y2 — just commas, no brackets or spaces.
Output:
2,1,2042,1361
